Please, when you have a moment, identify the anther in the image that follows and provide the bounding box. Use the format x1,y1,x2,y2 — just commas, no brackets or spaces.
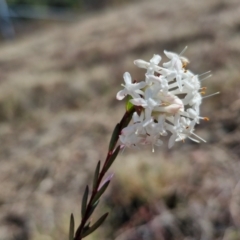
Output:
182,62,188,69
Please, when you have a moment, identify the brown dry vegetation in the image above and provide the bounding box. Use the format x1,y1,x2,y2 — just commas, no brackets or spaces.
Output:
0,0,240,239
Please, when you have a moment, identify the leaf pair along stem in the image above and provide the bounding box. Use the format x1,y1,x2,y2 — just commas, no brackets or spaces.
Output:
73,106,135,240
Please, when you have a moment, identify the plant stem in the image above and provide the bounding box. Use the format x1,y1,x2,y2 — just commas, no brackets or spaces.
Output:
74,107,135,240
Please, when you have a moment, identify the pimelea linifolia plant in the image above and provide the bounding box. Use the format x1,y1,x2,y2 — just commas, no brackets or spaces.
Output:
69,47,219,240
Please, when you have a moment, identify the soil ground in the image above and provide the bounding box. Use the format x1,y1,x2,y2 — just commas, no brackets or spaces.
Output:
0,0,240,239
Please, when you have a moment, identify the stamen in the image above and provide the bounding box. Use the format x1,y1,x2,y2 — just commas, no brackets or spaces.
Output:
188,136,200,143
177,133,184,142
152,145,155,153
196,116,210,121
200,74,212,81
179,46,188,56
198,71,211,77
202,92,220,99
182,62,188,69
200,87,207,90
191,132,206,142
200,91,206,95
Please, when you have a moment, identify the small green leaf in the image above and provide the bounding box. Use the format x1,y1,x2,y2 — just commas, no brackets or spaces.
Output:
82,225,90,234
81,221,91,236
84,221,91,229
119,107,135,130
92,180,110,203
92,161,101,190
86,200,99,220
69,213,75,240
81,213,109,238
108,123,120,151
122,112,134,129
104,145,121,173
126,95,134,111
81,185,89,218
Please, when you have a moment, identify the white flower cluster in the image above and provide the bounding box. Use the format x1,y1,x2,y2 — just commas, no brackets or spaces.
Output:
117,49,209,151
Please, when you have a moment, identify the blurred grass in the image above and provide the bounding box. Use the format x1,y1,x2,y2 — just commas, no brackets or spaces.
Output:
1,0,240,239
6,0,136,10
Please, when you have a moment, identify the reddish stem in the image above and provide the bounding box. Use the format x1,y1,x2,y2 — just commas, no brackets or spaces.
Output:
74,108,135,240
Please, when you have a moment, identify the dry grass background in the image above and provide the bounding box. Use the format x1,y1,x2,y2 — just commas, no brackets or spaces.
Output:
0,0,240,239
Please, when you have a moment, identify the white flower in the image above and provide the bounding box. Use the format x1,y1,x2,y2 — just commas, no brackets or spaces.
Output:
134,54,162,80
116,72,146,100
134,54,161,72
116,48,212,150
130,88,160,120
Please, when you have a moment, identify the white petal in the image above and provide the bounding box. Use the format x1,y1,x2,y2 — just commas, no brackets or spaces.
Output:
142,118,153,127
144,88,153,100
130,98,147,107
168,134,176,148
148,98,159,108
123,72,132,84
134,59,149,69
163,61,173,68
150,54,161,65
164,50,176,59
116,90,127,100
154,104,182,114
133,112,142,123
176,74,183,91
131,82,146,91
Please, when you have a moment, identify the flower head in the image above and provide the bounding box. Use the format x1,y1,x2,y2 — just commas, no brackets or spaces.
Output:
117,48,211,151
